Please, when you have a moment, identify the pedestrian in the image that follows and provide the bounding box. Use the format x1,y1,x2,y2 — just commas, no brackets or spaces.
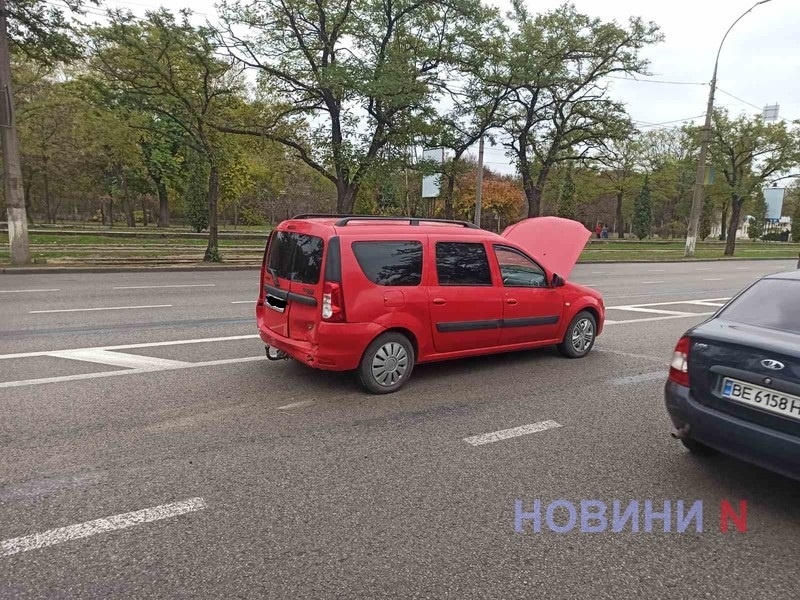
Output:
595,223,602,239
602,225,608,239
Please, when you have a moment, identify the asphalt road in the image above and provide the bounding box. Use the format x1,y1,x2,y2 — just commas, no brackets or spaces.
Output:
1,259,799,599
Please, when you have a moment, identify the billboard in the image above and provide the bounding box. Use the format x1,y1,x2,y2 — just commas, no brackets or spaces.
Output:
763,186,785,221
421,148,444,198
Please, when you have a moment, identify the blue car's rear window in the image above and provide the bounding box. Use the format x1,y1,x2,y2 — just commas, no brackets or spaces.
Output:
719,279,800,334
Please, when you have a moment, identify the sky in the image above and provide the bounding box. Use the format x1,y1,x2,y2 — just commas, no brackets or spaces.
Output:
89,0,800,175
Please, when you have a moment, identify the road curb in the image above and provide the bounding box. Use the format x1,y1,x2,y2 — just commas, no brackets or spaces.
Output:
2,256,797,274
1,264,261,274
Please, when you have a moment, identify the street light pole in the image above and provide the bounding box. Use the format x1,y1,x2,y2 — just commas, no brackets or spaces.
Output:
684,0,774,257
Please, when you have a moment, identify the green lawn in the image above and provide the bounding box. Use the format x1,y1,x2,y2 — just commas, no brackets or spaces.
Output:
1,232,798,266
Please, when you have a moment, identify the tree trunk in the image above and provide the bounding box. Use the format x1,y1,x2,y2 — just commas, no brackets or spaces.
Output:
141,196,148,226
0,1,30,265
443,173,456,220
720,205,728,241
615,190,625,239
100,201,105,226
204,164,220,262
121,173,135,227
724,199,743,256
336,180,358,214
43,169,53,223
155,179,170,227
109,196,114,228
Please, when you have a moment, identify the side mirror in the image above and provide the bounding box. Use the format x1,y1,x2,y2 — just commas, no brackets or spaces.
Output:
552,274,565,287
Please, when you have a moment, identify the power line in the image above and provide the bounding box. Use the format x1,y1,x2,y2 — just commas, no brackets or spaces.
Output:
633,114,705,128
606,75,707,86
716,87,761,110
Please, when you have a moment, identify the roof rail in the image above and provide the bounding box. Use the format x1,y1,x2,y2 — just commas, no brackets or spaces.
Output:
334,216,480,229
291,213,361,220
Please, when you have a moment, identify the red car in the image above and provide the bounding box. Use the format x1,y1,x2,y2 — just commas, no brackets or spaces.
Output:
257,215,604,393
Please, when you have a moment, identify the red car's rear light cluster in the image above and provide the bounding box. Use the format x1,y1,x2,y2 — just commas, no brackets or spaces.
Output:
322,281,345,322
669,336,691,387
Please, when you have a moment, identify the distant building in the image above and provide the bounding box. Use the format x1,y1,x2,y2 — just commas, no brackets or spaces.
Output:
711,215,791,240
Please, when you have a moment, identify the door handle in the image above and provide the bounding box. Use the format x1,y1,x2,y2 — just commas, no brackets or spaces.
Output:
506,298,518,305
433,298,446,305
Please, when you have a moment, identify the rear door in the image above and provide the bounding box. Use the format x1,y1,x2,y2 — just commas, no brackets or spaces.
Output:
689,277,800,437
428,240,503,353
491,245,564,345
263,228,325,340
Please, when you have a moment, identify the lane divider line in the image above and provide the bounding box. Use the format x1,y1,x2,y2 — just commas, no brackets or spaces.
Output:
464,420,562,446
0,289,60,294
113,284,215,290
1,497,206,557
30,305,173,314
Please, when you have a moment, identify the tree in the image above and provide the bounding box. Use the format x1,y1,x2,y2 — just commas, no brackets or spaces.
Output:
698,191,714,242
2,0,97,264
556,167,576,220
85,9,242,260
633,174,652,240
789,182,800,242
216,0,493,213
747,189,768,241
431,15,510,219
501,3,661,218
597,136,643,237
453,167,524,225
182,150,209,232
708,109,800,256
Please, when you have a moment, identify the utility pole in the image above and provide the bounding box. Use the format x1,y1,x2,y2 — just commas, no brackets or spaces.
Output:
0,0,30,265
685,0,773,257
474,135,484,227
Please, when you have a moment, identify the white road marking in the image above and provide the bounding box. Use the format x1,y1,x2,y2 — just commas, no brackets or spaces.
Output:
589,271,606,274
112,284,215,290
231,300,254,304
277,400,315,410
606,306,695,316
1,497,206,557
30,304,172,314
609,370,669,385
594,348,665,363
0,334,260,360
647,269,665,272
0,288,60,294
0,356,266,389
640,280,664,284
703,278,723,281
603,313,714,325
695,268,713,271
608,297,730,308
48,349,188,370
464,420,562,446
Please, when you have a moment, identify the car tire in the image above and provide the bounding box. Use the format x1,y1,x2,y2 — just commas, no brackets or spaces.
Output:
358,332,415,394
681,437,718,456
557,310,597,358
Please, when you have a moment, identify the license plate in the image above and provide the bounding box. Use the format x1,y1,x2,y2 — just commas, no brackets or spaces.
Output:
266,294,287,313
721,377,800,421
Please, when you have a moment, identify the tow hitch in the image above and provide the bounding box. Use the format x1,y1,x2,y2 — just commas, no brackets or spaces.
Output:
266,345,289,361
671,424,691,440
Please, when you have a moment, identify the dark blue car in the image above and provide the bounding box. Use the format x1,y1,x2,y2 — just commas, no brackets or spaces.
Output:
665,269,800,481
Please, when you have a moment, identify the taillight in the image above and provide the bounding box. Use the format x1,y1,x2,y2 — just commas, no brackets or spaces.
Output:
669,336,691,387
322,281,345,322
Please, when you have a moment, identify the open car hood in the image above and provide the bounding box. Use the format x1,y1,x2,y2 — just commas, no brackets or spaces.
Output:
501,217,591,279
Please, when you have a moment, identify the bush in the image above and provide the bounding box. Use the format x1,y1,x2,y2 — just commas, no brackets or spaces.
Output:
239,205,267,226
761,231,790,242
